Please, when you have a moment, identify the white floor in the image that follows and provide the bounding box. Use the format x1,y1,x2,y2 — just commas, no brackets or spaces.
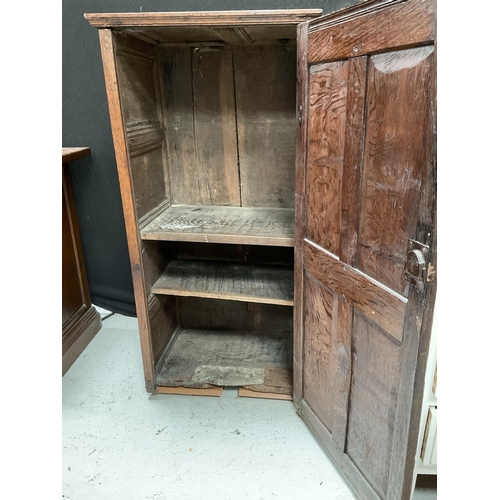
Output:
62,311,437,500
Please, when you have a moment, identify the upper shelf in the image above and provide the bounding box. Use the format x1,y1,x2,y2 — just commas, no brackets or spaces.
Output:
141,205,295,247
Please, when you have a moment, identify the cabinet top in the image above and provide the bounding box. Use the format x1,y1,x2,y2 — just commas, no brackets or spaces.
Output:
84,9,322,29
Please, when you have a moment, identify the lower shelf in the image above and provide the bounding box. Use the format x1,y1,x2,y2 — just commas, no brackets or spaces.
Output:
156,328,293,397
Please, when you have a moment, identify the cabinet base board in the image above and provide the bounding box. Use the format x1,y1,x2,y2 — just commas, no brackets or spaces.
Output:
156,386,223,397
238,388,293,401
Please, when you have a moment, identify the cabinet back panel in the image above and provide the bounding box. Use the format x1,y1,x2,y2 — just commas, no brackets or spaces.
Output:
179,297,293,332
160,43,296,209
234,45,296,208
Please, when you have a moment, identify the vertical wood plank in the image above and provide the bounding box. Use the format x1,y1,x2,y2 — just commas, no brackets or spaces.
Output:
346,309,402,498
303,274,336,432
293,21,309,407
233,45,297,208
306,60,349,255
339,56,367,266
98,29,155,391
162,47,197,205
192,47,240,206
331,296,352,451
357,47,434,294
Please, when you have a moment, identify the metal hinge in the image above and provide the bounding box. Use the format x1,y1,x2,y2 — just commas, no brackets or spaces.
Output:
298,104,303,124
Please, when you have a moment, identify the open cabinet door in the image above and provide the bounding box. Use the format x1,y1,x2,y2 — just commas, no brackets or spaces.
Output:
294,1,436,499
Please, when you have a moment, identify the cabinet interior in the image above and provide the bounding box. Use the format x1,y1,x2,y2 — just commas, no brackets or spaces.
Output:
115,25,298,398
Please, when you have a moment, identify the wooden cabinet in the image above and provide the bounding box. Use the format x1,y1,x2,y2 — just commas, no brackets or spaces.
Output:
85,3,436,499
62,147,102,375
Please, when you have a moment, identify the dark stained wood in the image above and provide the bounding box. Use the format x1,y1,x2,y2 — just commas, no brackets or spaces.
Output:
308,0,436,63
292,22,309,407
331,296,352,451
304,240,407,342
98,29,156,391
62,147,91,164
295,3,437,499
302,273,335,432
339,56,367,266
192,47,240,206
85,10,323,28
129,148,168,220
233,45,296,208
357,46,434,294
141,205,295,246
346,309,402,498
152,260,293,306
306,60,348,255
179,298,293,334
62,155,102,375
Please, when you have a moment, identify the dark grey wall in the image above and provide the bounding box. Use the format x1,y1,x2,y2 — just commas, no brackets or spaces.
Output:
62,0,357,316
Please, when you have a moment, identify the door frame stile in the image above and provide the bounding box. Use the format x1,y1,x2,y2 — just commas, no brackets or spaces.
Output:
293,20,310,410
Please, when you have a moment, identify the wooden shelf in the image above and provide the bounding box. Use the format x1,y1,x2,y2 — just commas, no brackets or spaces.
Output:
141,205,294,247
156,329,293,396
152,259,294,306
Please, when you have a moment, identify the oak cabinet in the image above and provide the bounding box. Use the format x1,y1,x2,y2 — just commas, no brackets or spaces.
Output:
86,3,437,499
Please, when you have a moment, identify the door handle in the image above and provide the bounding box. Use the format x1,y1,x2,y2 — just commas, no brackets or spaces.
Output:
405,240,429,291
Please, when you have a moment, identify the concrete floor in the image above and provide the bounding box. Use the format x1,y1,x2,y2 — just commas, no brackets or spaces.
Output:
62,311,437,500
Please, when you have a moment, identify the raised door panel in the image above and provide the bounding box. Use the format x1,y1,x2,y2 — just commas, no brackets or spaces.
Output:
295,1,436,499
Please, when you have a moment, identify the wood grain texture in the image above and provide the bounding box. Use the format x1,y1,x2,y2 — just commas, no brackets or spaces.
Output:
306,60,348,255
357,46,434,295
141,205,294,246
238,388,293,401
156,329,292,390
161,47,197,205
62,147,91,163
233,45,296,208
339,56,367,266
152,259,293,306
98,29,155,391
156,385,223,396
308,0,435,62
129,147,168,219
85,10,323,28
302,274,336,432
346,309,402,499
293,22,309,408
179,298,293,333
304,240,406,342
192,47,240,206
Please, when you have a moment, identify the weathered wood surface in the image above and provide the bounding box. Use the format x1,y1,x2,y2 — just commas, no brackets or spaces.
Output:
357,46,434,295
306,60,348,255
179,298,293,333
192,47,240,206
98,29,156,392
156,329,292,390
152,259,294,306
233,45,296,208
239,388,293,401
141,205,294,246
156,385,223,397
308,0,435,62
346,309,402,498
85,10,323,28
62,147,90,164
304,240,407,342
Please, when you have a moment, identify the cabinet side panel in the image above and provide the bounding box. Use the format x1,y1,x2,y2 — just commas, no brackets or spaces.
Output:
98,29,155,391
233,44,296,208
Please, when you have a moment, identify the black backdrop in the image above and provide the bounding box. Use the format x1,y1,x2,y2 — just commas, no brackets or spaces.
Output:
62,0,356,316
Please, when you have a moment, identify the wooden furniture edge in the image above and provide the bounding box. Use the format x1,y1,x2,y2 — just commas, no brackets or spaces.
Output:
238,388,293,401
62,147,91,164
156,386,223,397
84,10,323,28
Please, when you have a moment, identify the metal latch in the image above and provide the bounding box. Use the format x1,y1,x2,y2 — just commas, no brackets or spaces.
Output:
405,239,429,292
